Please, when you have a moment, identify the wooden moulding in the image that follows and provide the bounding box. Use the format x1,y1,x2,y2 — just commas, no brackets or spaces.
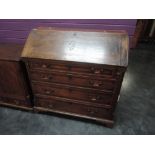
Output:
34,106,114,128
0,101,33,111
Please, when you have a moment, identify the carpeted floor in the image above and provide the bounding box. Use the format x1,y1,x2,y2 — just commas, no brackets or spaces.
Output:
0,43,155,135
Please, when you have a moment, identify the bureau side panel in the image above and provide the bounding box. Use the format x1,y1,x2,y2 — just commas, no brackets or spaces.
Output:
0,60,32,108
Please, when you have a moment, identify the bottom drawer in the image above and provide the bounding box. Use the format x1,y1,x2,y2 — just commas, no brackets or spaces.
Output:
35,97,113,120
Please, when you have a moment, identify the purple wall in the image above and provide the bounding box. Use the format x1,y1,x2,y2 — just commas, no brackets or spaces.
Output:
0,19,137,46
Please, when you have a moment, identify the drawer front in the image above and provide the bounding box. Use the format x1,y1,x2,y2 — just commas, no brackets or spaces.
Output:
28,61,119,78
30,71,116,91
35,97,113,119
32,82,112,105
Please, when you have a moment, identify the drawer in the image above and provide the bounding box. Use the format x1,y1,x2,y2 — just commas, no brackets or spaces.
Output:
28,61,120,78
32,82,113,105
35,97,113,119
30,71,116,91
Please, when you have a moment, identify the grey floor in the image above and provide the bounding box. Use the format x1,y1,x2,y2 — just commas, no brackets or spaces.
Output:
0,43,155,135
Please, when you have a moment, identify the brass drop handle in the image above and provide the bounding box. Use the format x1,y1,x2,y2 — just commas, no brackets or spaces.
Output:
67,73,73,80
48,104,54,108
90,95,101,101
89,81,102,87
94,70,101,74
42,76,53,80
91,97,97,101
44,90,55,95
42,64,47,68
41,64,52,68
93,82,100,87
116,71,121,76
87,109,97,114
87,109,94,114
90,67,101,74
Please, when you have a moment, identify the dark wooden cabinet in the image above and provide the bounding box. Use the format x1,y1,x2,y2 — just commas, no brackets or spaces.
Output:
0,43,32,110
21,27,129,127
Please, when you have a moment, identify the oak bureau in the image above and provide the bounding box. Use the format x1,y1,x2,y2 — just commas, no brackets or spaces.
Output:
21,27,129,127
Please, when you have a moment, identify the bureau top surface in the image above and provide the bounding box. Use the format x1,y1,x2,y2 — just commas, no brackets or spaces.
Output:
0,43,24,61
22,27,129,66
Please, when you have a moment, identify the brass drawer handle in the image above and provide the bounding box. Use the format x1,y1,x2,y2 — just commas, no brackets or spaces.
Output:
87,108,97,114
116,71,121,76
41,64,52,68
48,104,54,109
90,67,101,74
67,73,73,80
41,64,47,68
90,97,97,101
42,76,53,80
44,90,55,95
93,83,99,87
90,95,101,101
89,81,102,87
94,70,101,74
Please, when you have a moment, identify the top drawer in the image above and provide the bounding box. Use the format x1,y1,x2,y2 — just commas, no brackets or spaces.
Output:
28,61,121,78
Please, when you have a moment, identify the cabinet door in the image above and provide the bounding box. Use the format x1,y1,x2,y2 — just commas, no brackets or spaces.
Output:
0,61,27,99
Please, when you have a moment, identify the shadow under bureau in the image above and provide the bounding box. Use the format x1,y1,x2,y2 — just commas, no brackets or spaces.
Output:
21,27,129,127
